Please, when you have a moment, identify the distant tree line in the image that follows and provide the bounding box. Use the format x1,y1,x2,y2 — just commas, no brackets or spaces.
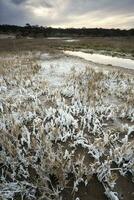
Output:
0,24,134,38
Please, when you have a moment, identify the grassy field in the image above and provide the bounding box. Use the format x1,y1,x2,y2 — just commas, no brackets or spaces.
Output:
0,36,134,56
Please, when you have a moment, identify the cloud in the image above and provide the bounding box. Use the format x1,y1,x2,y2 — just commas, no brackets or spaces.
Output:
0,0,31,25
11,0,27,5
11,0,53,8
0,0,134,28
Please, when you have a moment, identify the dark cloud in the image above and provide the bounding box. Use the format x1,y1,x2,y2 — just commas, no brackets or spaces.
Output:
11,0,53,7
0,0,134,28
0,0,32,25
41,1,53,8
11,0,27,5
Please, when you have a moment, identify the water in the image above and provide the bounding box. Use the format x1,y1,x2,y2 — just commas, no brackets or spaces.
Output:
64,50,134,70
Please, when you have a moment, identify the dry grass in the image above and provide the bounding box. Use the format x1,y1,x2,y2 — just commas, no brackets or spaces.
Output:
0,36,134,56
0,52,134,200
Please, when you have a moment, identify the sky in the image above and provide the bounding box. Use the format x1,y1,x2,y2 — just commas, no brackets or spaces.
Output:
0,0,134,29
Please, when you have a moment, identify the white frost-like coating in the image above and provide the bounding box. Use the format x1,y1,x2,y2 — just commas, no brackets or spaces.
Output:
0,52,134,199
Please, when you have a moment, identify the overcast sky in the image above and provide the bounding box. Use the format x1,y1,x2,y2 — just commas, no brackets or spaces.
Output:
0,0,134,29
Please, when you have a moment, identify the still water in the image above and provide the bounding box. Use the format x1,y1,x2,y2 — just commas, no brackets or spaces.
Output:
64,50,134,70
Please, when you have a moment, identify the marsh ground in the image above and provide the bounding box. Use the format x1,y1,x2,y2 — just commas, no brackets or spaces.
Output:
0,36,134,56
0,37,134,200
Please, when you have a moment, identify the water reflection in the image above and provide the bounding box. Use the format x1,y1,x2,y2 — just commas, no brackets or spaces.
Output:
64,51,134,70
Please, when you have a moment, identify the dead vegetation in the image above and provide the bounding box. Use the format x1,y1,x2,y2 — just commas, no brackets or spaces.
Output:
0,52,134,200
0,36,134,57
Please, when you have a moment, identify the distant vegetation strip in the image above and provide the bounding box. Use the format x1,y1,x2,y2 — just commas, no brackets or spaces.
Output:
0,24,134,38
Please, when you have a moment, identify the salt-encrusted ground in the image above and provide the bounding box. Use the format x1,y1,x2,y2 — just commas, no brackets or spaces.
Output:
0,52,134,200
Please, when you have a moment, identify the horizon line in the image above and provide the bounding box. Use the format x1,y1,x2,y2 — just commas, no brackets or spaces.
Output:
0,24,134,31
